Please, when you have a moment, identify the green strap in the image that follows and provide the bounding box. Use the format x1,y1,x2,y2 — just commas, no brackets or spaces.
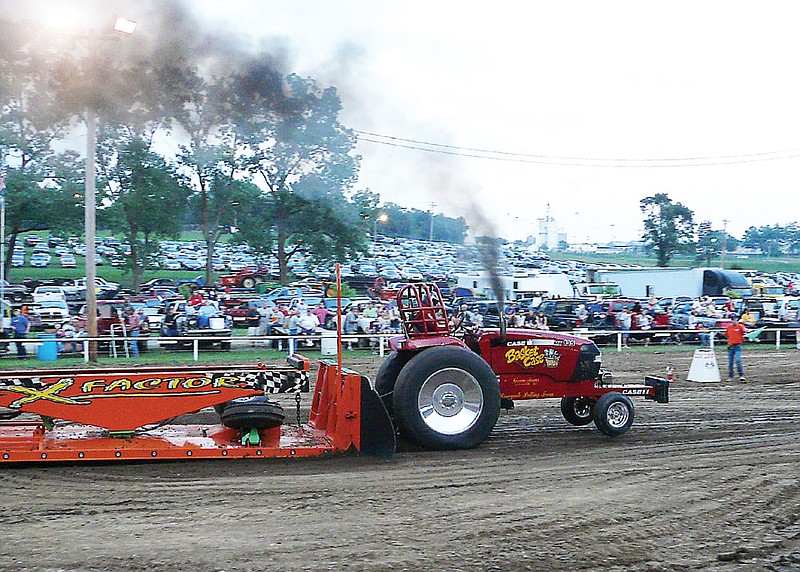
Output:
241,427,260,446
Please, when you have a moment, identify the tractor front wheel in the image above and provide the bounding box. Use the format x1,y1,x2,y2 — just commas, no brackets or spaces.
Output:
592,392,634,437
242,277,256,289
393,346,500,450
560,396,595,426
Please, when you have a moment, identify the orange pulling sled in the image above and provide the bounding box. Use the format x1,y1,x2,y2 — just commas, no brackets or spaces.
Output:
0,357,395,463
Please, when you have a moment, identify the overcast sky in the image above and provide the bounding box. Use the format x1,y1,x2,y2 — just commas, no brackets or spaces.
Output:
27,1,800,244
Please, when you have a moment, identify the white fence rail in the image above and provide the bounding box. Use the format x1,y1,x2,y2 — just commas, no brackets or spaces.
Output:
5,326,799,363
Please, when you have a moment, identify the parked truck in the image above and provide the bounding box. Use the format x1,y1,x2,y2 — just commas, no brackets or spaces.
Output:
455,272,574,301
590,267,753,299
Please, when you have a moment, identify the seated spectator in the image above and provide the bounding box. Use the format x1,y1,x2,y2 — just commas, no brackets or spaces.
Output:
575,304,589,323
740,309,756,327
343,307,360,335
386,304,401,331
361,302,376,319
523,309,537,328
188,291,204,308
297,309,320,335
196,301,216,328
697,323,713,347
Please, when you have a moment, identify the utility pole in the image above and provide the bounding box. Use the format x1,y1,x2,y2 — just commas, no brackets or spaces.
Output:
429,202,436,241
720,219,728,269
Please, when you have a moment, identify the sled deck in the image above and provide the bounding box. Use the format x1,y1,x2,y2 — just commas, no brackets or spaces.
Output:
0,357,395,463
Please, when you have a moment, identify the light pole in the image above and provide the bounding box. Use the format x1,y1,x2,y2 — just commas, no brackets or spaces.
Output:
373,212,388,242
85,17,137,362
372,213,388,267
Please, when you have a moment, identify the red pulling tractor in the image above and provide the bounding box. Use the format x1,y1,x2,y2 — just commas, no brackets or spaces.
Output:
374,283,669,450
0,283,668,463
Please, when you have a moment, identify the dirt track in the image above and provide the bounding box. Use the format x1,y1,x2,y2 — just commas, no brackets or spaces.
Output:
1,347,799,572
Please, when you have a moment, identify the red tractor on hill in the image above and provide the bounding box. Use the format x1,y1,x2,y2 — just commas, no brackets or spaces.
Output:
375,283,669,450
219,267,269,290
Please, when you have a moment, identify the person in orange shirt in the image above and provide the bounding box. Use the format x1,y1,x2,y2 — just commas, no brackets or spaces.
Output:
724,315,747,382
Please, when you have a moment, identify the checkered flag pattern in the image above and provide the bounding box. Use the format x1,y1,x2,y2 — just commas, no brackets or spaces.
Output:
0,377,44,389
211,370,309,393
261,370,309,393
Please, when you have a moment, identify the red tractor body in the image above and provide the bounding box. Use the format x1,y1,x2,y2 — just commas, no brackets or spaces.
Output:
376,283,669,450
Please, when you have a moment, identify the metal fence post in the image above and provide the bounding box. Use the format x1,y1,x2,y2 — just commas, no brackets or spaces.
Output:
193,338,199,361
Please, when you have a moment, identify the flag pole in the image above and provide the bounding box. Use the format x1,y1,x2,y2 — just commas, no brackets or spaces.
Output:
0,159,6,322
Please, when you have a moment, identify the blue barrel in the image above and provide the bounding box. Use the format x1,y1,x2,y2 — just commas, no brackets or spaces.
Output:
37,333,58,361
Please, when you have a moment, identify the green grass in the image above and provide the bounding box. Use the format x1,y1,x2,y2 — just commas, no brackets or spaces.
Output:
0,344,379,369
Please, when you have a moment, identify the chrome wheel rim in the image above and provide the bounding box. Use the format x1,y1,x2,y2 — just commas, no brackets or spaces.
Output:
417,368,483,435
606,401,630,429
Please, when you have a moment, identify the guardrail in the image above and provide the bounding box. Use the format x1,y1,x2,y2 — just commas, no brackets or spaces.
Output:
4,326,799,363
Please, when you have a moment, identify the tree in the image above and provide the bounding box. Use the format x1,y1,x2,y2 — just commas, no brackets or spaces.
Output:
236,74,368,283
696,220,719,265
742,225,785,257
379,203,468,244
0,18,84,277
640,193,695,267
97,136,190,292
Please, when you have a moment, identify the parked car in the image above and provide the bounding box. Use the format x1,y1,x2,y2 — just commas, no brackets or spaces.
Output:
30,253,51,268
0,279,29,302
535,298,592,331
31,300,71,329
32,286,68,304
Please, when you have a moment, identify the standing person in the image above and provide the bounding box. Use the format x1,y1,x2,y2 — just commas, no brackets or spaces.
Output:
256,301,273,336
286,308,301,354
311,301,333,330
162,306,179,338
617,308,632,348
125,308,141,358
10,308,30,359
724,315,747,382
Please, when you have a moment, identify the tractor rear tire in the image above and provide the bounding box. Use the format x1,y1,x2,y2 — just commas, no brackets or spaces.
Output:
592,392,634,437
374,351,412,415
560,396,595,426
393,346,500,450
219,396,285,430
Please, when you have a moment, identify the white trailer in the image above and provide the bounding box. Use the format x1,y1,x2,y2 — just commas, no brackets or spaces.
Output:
456,272,574,300
590,267,752,299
